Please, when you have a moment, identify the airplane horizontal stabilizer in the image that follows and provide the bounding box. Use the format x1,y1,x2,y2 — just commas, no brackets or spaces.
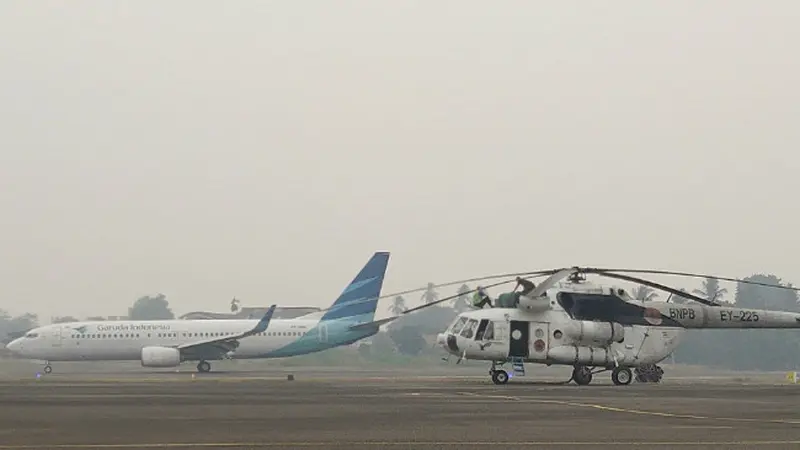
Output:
348,316,398,331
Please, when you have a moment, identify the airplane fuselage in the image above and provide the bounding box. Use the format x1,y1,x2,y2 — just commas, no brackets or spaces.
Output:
8,317,377,362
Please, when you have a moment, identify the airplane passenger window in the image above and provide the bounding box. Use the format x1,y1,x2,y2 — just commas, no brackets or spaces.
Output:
460,319,479,339
450,317,469,335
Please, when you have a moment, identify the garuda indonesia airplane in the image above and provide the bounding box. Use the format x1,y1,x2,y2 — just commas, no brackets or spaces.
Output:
5,252,391,374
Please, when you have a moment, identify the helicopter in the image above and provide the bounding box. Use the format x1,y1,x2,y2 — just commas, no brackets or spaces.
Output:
421,266,800,386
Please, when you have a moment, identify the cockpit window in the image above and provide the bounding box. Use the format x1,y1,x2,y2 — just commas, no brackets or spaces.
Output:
450,317,468,335
25,332,38,338
460,319,479,339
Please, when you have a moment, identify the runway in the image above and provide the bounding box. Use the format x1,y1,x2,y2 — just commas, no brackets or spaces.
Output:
1,370,800,449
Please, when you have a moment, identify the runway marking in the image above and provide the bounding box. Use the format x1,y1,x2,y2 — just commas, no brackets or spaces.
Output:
454,392,800,425
2,442,800,448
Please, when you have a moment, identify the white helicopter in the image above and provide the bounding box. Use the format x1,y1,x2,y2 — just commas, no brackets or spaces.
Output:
415,266,800,386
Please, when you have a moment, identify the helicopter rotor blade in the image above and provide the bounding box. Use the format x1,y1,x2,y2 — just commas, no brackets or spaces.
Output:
312,270,558,315
585,270,718,307
526,268,576,298
402,277,523,315
585,268,800,293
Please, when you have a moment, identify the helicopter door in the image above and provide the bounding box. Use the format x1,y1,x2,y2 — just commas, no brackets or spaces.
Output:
508,320,529,358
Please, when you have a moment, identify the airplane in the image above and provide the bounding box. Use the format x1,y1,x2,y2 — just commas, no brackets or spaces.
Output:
427,267,800,386
5,251,391,374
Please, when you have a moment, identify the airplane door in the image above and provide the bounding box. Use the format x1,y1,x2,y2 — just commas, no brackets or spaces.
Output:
318,323,328,343
528,322,549,361
52,326,63,348
508,320,529,358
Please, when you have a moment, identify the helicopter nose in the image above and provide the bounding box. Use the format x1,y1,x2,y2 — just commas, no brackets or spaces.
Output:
437,333,447,346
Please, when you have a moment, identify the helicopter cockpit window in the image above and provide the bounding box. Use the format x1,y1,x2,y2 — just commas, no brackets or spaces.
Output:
460,319,479,339
450,316,468,335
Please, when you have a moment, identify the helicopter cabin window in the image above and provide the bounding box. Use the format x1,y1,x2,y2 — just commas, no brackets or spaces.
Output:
450,316,469,335
556,292,637,322
482,321,495,340
460,319,479,339
475,319,490,340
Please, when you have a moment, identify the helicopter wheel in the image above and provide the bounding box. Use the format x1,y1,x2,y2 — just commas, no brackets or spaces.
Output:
491,369,509,385
611,367,633,386
572,365,593,386
634,364,664,383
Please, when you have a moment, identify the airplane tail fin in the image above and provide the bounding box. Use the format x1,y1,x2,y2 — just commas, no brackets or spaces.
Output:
318,252,390,324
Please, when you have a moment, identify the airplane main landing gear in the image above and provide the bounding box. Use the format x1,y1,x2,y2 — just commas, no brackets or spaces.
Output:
634,364,664,383
196,361,211,373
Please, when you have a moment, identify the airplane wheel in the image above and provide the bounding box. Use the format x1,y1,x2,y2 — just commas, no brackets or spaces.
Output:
43,365,52,374
611,367,632,386
197,361,211,373
572,366,592,385
491,370,509,385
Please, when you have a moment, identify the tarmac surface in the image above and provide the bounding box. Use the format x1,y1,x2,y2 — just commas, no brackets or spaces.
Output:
1,367,800,449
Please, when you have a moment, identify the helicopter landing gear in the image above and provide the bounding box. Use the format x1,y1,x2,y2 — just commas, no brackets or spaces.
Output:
634,364,663,383
489,361,509,385
611,367,633,385
196,360,211,373
572,365,593,385
491,369,510,385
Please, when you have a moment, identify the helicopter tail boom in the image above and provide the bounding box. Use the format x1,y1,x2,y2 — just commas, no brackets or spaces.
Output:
640,303,800,329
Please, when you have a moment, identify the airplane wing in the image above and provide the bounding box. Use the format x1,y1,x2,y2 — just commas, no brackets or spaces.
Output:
176,305,276,359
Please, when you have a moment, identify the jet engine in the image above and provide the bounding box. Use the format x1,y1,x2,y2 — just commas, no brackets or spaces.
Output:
563,320,625,345
140,346,181,367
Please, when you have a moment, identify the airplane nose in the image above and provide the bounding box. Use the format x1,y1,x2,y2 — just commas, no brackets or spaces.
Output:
5,338,22,355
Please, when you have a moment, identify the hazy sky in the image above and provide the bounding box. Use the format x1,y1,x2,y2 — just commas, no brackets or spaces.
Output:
1,1,799,321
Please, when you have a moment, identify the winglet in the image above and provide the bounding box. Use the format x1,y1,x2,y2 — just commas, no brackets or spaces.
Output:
246,305,276,336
